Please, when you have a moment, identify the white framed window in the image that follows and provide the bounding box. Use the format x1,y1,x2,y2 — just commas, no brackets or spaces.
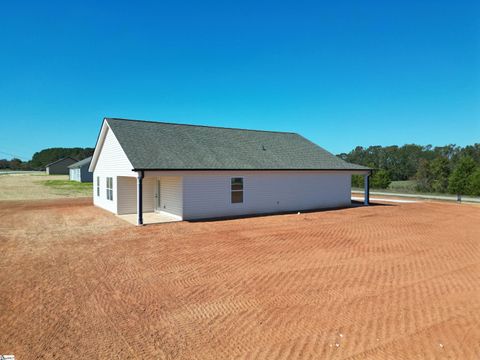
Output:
96,176,100,197
231,177,243,204
106,177,113,201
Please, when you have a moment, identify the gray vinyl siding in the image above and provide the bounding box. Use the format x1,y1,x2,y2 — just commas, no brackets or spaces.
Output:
70,167,93,182
80,166,93,182
46,158,77,175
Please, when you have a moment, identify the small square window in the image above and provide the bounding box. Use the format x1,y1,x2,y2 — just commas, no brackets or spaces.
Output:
231,177,243,204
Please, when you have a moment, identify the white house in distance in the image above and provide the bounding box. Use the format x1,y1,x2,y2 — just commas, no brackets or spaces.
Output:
89,118,371,225
68,156,93,182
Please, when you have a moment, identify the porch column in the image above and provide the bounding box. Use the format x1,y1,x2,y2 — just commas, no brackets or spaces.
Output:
137,170,144,225
364,173,370,206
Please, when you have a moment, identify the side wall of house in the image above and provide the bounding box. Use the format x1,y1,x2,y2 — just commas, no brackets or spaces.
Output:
93,126,135,214
69,168,81,181
80,165,93,182
181,171,352,220
159,176,183,218
48,159,76,175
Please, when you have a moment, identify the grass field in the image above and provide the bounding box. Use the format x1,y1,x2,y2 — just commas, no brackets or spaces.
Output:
1,197,479,359
0,172,92,200
43,179,93,191
354,179,460,197
388,180,418,192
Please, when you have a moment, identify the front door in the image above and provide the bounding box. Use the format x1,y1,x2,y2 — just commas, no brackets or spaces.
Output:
155,179,161,212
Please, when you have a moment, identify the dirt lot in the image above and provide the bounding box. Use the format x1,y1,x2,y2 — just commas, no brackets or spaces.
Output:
1,199,479,359
0,172,92,200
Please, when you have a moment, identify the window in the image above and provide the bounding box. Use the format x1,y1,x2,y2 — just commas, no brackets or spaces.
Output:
106,177,113,201
231,177,243,203
96,176,100,197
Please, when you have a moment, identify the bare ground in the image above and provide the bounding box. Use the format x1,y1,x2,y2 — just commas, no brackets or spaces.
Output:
0,198,479,359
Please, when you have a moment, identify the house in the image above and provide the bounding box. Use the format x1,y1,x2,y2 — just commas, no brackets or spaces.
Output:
45,157,77,175
89,118,371,225
68,156,93,182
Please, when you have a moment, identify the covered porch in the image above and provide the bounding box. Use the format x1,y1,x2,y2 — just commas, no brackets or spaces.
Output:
117,172,183,225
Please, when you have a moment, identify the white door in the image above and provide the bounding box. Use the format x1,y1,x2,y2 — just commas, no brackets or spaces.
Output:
154,179,161,212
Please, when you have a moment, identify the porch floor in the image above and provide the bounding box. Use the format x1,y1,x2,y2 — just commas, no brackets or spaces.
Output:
117,211,181,225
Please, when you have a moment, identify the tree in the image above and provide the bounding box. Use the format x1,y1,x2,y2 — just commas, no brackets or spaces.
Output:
0,158,24,170
430,157,450,193
371,169,391,189
415,159,433,192
467,168,480,196
351,174,364,188
338,143,480,194
448,156,477,196
29,147,94,169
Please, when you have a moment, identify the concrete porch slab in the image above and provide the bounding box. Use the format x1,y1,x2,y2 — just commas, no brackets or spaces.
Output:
117,212,181,225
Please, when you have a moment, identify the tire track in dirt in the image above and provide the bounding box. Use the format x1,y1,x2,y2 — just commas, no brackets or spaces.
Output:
1,199,479,359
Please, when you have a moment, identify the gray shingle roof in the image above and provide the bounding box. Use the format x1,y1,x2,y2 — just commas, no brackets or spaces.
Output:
46,157,77,167
68,156,92,169
105,118,369,171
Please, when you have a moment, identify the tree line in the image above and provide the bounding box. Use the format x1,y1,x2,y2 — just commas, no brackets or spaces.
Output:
2,144,479,196
0,147,94,171
338,144,480,196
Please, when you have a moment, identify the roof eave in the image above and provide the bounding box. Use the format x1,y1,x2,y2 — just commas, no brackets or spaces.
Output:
132,167,372,172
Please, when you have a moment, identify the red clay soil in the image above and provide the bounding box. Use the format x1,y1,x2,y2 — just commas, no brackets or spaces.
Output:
0,198,479,359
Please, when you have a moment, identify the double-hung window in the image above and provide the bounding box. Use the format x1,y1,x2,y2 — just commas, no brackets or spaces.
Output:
106,177,113,201
231,177,243,204
96,176,100,197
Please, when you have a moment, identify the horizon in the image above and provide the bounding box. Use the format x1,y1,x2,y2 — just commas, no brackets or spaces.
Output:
1,0,479,160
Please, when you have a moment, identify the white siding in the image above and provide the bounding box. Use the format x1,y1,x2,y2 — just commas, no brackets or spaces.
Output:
93,126,135,214
94,127,134,177
181,171,351,220
115,176,182,217
69,168,81,182
93,175,117,213
117,177,155,215
158,176,183,218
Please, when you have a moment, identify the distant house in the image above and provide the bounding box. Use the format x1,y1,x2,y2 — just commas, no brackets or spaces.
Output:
68,156,93,182
89,118,372,225
45,157,77,175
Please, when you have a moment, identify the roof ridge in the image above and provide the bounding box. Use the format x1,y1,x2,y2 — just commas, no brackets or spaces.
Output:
105,117,297,135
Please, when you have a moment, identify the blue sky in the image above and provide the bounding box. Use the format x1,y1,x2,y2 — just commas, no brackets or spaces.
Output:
1,0,479,160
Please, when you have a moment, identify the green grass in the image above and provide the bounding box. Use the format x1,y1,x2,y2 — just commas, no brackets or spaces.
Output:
388,180,418,192
353,180,419,193
353,179,467,198
43,179,92,190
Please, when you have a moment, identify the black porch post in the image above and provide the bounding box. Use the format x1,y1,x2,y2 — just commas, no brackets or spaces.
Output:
364,173,370,206
137,170,144,225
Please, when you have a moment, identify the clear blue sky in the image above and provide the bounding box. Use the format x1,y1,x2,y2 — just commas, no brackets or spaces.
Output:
1,0,479,160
